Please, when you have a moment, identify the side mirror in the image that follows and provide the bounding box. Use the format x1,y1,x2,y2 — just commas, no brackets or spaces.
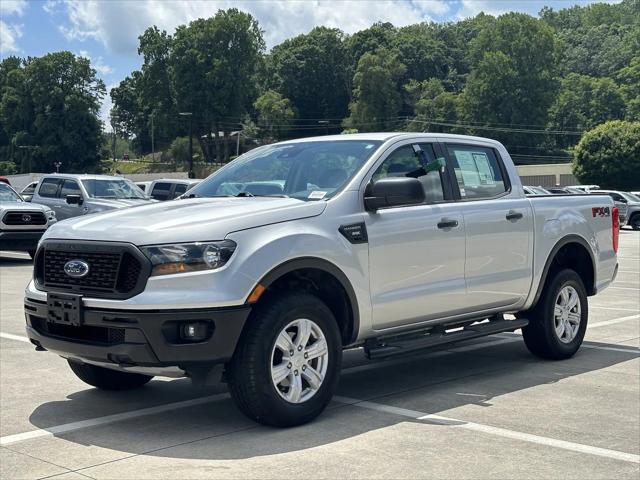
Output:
66,194,83,205
364,177,425,211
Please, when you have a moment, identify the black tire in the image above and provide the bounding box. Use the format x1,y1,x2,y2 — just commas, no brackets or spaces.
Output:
28,250,36,259
630,214,640,231
68,360,153,390
521,269,588,360
227,292,342,427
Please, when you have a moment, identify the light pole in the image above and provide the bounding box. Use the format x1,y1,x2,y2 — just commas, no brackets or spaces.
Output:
179,112,194,178
150,112,155,162
17,145,37,173
54,162,62,173
318,120,330,136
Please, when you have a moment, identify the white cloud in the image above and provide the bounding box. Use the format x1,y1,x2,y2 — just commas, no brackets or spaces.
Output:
55,0,451,54
0,0,27,17
77,49,114,75
0,20,23,54
456,0,622,19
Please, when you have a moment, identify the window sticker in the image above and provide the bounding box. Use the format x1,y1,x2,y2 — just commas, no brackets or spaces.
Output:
472,152,495,185
308,190,327,199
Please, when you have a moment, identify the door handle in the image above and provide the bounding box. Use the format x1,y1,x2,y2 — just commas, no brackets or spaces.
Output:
506,210,523,221
437,218,459,229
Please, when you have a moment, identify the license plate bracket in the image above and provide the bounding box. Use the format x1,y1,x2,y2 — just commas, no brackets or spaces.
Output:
47,293,83,326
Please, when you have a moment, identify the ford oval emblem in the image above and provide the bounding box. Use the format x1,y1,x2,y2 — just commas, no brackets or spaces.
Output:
64,259,90,278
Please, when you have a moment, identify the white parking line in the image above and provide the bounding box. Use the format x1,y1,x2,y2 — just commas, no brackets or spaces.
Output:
591,305,640,313
0,393,229,446
588,314,640,328
0,332,31,343
333,396,640,464
609,286,640,291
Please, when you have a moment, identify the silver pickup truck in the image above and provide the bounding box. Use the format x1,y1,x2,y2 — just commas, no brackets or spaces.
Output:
24,133,619,427
30,174,151,220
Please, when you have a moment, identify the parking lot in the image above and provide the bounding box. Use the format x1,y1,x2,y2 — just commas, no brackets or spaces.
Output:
0,231,638,479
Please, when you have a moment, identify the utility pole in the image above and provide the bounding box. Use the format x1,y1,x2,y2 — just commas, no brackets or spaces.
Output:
236,130,241,157
150,112,155,162
179,112,194,178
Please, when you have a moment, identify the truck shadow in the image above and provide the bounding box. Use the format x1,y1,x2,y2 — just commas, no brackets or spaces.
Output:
0,254,32,266
27,338,639,461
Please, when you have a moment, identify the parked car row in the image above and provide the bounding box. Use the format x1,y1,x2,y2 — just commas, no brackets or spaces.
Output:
523,185,640,229
1,175,203,256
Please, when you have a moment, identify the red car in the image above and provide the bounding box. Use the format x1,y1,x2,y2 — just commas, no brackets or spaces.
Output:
0,176,11,185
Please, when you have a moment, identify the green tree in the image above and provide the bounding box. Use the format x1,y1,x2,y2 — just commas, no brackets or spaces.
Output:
170,9,265,163
616,57,640,121
573,120,640,190
269,27,350,133
169,136,203,164
254,90,295,140
345,49,406,132
461,13,558,153
0,52,105,173
548,73,626,148
405,78,461,132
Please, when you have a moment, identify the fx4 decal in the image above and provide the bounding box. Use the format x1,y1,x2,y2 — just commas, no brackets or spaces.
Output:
592,207,611,217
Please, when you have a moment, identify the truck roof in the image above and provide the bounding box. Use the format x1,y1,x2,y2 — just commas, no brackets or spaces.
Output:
41,174,131,181
278,132,503,146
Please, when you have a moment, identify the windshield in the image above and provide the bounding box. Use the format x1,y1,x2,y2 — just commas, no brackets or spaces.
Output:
81,179,147,199
187,140,382,201
0,183,22,202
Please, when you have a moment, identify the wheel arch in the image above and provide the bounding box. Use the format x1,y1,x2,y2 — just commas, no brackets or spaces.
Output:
531,235,596,308
250,257,360,345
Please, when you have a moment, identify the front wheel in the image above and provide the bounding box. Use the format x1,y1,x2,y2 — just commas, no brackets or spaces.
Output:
68,360,153,390
227,292,342,427
630,215,640,231
521,269,588,360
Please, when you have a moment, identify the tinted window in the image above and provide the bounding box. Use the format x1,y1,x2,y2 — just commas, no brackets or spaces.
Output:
38,178,61,198
151,182,172,201
447,145,508,199
173,183,188,197
61,180,81,198
373,144,445,203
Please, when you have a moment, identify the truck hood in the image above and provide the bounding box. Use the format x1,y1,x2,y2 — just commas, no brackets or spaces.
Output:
0,201,52,212
43,197,326,244
87,198,153,209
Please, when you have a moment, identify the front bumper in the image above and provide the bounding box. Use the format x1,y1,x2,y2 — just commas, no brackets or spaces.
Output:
24,296,250,368
0,230,44,252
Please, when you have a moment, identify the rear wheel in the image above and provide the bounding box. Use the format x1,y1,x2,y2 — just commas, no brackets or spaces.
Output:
521,269,588,360
630,214,640,231
227,292,342,427
68,360,153,390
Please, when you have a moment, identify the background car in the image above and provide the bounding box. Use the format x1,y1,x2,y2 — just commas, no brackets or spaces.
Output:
567,184,600,193
523,185,550,195
546,186,584,194
147,178,201,201
0,176,10,185
20,180,39,202
591,190,640,230
0,182,56,257
30,174,152,220
135,180,152,192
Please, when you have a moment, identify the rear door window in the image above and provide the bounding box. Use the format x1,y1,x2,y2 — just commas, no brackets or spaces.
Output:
150,182,172,201
38,178,62,198
446,145,508,200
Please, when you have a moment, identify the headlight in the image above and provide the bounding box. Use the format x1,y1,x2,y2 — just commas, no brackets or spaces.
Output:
47,210,56,219
140,241,237,277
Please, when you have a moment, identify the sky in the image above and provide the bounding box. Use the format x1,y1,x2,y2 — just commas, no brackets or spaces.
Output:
0,0,619,128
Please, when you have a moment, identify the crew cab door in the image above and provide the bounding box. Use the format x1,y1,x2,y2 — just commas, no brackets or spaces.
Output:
57,179,84,219
443,142,533,310
365,142,467,330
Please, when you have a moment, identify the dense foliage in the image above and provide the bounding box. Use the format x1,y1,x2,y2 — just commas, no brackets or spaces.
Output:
0,52,105,174
573,121,640,190
1,0,638,178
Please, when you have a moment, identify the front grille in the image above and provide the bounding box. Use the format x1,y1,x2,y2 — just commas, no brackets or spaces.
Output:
30,317,126,345
2,211,46,225
45,250,121,291
35,241,149,299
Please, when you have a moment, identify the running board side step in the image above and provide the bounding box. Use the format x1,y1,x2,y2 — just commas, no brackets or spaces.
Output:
364,318,529,360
